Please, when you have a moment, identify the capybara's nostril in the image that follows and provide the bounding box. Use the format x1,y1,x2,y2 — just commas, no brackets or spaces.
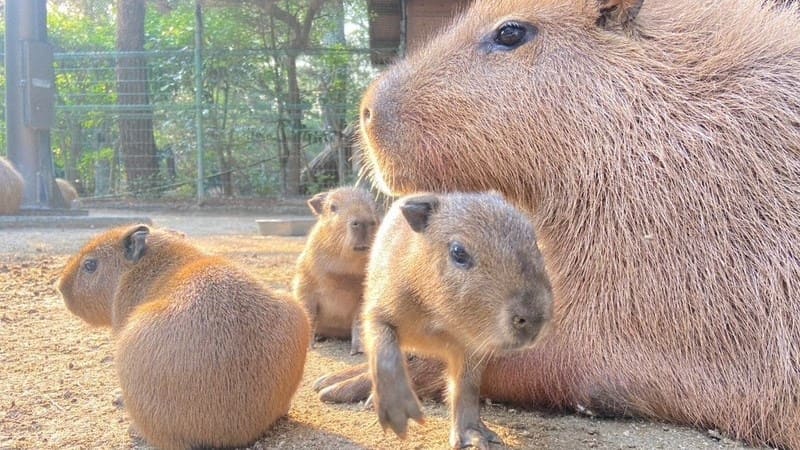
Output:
512,315,527,330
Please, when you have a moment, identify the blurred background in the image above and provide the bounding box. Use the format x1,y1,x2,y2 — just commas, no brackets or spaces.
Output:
0,0,393,202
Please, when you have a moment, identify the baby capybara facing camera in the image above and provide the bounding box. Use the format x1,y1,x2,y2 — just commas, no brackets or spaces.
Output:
365,192,552,449
294,186,380,354
58,224,309,450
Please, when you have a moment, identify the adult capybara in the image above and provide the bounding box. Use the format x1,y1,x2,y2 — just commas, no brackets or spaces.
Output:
364,192,552,449
293,187,380,354
319,0,800,447
0,157,24,215
58,224,309,450
55,178,78,208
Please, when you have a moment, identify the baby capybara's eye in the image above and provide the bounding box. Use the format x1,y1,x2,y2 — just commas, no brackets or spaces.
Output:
493,22,534,49
448,242,474,269
82,258,98,273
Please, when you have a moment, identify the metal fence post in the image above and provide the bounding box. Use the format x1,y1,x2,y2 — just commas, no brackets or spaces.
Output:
194,0,205,202
5,0,60,208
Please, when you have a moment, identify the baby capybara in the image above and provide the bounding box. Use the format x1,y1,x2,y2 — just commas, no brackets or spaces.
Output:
0,157,23,215
293,186,380,354
58,224,309,450
318,0,800,447
364,192,552,449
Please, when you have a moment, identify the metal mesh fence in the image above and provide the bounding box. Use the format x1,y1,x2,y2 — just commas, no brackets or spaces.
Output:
42,46,382,200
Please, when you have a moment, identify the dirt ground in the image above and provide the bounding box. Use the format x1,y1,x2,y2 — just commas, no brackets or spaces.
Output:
0,209,766,450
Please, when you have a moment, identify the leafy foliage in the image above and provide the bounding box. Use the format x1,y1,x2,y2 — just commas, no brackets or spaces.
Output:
1,0,381,197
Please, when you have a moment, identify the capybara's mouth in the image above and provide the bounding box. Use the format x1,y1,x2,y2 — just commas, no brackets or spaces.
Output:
497,329,543,353
353,245,370,252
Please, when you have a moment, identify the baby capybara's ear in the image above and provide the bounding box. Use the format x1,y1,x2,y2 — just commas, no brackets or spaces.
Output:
595,0,644,29
307,192,327,215
123,224,150,263
400,195,439,233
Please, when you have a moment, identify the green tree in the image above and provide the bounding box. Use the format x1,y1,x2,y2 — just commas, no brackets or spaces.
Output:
116,0,160,192
42,0,377,198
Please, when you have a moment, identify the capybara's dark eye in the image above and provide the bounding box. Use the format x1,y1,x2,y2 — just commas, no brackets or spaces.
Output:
330,204,338,213
449,242,474,269
486,21,537,52
495,22,526,47
82,258,98,273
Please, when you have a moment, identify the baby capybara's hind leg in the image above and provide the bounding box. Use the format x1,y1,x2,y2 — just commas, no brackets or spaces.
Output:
315,356,447,403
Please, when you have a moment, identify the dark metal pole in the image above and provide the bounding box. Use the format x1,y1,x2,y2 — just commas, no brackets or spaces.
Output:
5,0,59,209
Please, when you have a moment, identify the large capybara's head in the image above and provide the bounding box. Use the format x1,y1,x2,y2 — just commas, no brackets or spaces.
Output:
360,0,653,201
359,0,800,207
307,187,380,253
399,192,552,351
58,224,153,327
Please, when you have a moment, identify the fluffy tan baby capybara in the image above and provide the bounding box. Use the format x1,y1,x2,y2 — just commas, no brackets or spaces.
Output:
318,0,800,447
55,178,78,208
365,192,552,449
0,157,24,214
58,224,309,450
293,187,380,354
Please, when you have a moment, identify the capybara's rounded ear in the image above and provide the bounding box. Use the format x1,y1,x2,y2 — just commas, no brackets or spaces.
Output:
594,0,644,29
308,192,327,215
400,194,440,233
123,224,150,263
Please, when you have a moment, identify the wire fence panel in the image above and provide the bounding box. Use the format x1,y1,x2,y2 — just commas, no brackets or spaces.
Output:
36,46,384,200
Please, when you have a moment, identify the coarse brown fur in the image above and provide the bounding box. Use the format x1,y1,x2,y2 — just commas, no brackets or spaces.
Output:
55,178,79,208
0,157,24,215
321,0,800,447
293,187,380,354
363,192,552,448
58,224,309,450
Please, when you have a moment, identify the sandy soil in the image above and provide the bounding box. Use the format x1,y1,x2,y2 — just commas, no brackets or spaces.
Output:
0,209,765,450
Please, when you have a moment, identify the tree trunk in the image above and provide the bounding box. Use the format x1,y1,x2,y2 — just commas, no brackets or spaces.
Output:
116,0,159,194
284,55,303,196
262,0,327,196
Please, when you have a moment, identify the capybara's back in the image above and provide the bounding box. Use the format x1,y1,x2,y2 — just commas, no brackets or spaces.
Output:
0,157,23,215
356,0,800,448
55,178,78,208
58,225,309,450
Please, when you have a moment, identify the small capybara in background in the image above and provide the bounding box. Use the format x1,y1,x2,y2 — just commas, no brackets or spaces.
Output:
58,224,309,450
0,157,23,214
293,186,380,355
55,178,78,208
364,192,552,449
318,0,800,447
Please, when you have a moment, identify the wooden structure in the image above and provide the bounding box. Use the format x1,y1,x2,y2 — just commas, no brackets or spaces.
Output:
368,0,472,65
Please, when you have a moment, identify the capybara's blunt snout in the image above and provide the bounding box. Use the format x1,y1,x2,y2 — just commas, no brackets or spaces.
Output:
361,105,371,125
359,77,378,130
504,301,549,350
351,219,376,251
